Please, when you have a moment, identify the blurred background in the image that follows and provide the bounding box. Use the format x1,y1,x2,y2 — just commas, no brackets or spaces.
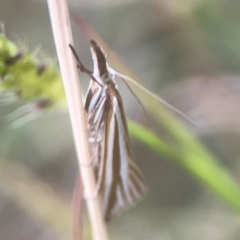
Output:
1,0,240,239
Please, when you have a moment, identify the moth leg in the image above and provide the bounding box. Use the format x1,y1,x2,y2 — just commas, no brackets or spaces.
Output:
69,44,102,87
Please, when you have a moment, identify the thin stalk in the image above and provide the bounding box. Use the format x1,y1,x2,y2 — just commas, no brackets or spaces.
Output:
47,1,109,240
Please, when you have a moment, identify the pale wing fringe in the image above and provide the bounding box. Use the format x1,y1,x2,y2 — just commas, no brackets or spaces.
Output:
118,76,147,116
112,69,197,126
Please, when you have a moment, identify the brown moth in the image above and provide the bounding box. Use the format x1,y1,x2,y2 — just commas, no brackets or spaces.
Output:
70,40,147,221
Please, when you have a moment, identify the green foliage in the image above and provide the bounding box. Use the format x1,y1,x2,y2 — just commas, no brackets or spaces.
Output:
129,121,240,213
0,34,65,108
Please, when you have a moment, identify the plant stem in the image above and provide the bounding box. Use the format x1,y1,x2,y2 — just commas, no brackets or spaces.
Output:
47,1,109,239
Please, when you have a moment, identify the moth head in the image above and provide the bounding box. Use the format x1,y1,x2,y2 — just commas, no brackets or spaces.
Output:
90,40,113,84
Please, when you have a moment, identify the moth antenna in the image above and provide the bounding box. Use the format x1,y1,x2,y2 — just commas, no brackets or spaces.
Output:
69,44,91,73
69,44,103,87
119,77,148,117
112,69,197,127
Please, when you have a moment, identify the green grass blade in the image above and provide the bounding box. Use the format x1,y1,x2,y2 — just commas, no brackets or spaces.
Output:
129,120,240,213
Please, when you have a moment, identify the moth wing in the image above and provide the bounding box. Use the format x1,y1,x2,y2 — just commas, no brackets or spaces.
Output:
98,90,147,221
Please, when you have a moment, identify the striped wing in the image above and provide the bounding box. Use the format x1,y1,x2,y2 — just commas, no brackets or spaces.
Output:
84,81,103,171
98,84,147,221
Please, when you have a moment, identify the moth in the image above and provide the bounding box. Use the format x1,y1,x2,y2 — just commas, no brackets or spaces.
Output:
70,40,147,221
